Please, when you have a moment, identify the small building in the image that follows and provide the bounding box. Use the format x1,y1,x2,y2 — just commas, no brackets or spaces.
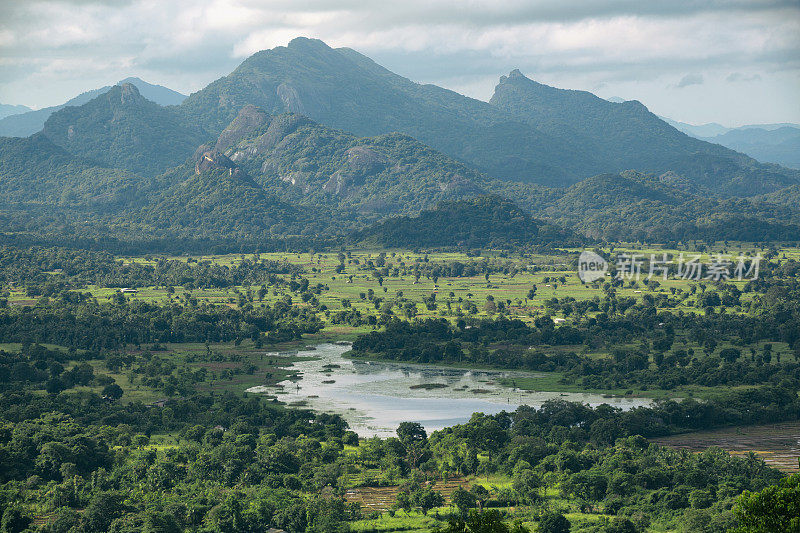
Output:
119,288,138,294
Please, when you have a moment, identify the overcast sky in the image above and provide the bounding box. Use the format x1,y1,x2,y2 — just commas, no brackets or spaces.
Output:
1,0,798,126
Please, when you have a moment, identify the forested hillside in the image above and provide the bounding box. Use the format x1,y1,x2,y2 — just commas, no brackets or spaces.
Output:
354,196,583,248
41,84,207,177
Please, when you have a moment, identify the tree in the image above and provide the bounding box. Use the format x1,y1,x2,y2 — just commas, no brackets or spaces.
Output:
538,511,571,533
603,517,638,533
436,510,525,533
397,422,427,445
82,492,126,533
720,348,741,364
471,484,490,510
0,505,30,533
102,383,124,400
733,473,800,532
513,468,542,504
451,487,477,517
397,421,427,469
143,511,181,533
306,497,351,533
393,491,412,516
40,507,79,533
414,488,444,515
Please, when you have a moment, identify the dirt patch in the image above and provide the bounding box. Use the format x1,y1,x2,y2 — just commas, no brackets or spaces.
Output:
652,422,800,472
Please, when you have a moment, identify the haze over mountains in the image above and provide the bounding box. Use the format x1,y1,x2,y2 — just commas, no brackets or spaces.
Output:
0,103,31,120
0,36,798,250
662,116,800,170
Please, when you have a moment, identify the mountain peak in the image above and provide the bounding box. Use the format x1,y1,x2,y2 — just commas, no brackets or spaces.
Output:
115,82,142,102
498,68,528,85
286,36,332,52
116,77,187,106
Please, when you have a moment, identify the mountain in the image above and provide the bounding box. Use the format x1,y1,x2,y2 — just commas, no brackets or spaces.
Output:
0,134,142,209
0,116,324,247
212,105,490,219
178,37,593,186
0,87,110,138
755,184,800,207
117,77,187,106
177,38,799,193
1,105,798,248
532,172,800,242
0,103,31,120
662,117,800,169
666,118,800,138
697,126,800,169
660,117,730,138
488,70,800,196
354,195,583,248
41,84,206,176
0,78,187,137
135,157,322,241
24,38,798,194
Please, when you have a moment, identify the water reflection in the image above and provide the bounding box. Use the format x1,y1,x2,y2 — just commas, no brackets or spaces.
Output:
246,343,651,437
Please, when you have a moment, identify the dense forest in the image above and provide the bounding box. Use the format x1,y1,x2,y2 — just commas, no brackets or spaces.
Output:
353,196,584,249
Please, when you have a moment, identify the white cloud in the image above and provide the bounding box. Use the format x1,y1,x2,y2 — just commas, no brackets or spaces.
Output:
0,0,798,124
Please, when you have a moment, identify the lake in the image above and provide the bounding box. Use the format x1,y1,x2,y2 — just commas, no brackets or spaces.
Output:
246,343,652,437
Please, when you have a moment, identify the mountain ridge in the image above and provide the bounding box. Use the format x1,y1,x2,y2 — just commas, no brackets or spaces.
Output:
41,83,206,176
488,69,800,196
0,78,187,137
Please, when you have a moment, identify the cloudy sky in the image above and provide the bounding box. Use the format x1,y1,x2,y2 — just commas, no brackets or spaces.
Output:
1,0,798,126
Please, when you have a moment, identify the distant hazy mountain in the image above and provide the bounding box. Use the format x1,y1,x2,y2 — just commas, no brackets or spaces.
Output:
0,78,187,137
698,126,800,169
489,70,799,196
0,103,31,120
660,117,800,168
659,117,730,138
41,84,205,176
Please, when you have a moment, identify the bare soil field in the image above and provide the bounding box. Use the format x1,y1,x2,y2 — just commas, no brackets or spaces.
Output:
344,478,472,512
653,422,800,472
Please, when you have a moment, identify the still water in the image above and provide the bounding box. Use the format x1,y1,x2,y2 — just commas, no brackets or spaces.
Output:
246,343,651,437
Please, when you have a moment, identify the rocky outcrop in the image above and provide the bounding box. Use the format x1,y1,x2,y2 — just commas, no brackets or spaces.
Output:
195,150,250,180
215,105,270,153
323,146,388,194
